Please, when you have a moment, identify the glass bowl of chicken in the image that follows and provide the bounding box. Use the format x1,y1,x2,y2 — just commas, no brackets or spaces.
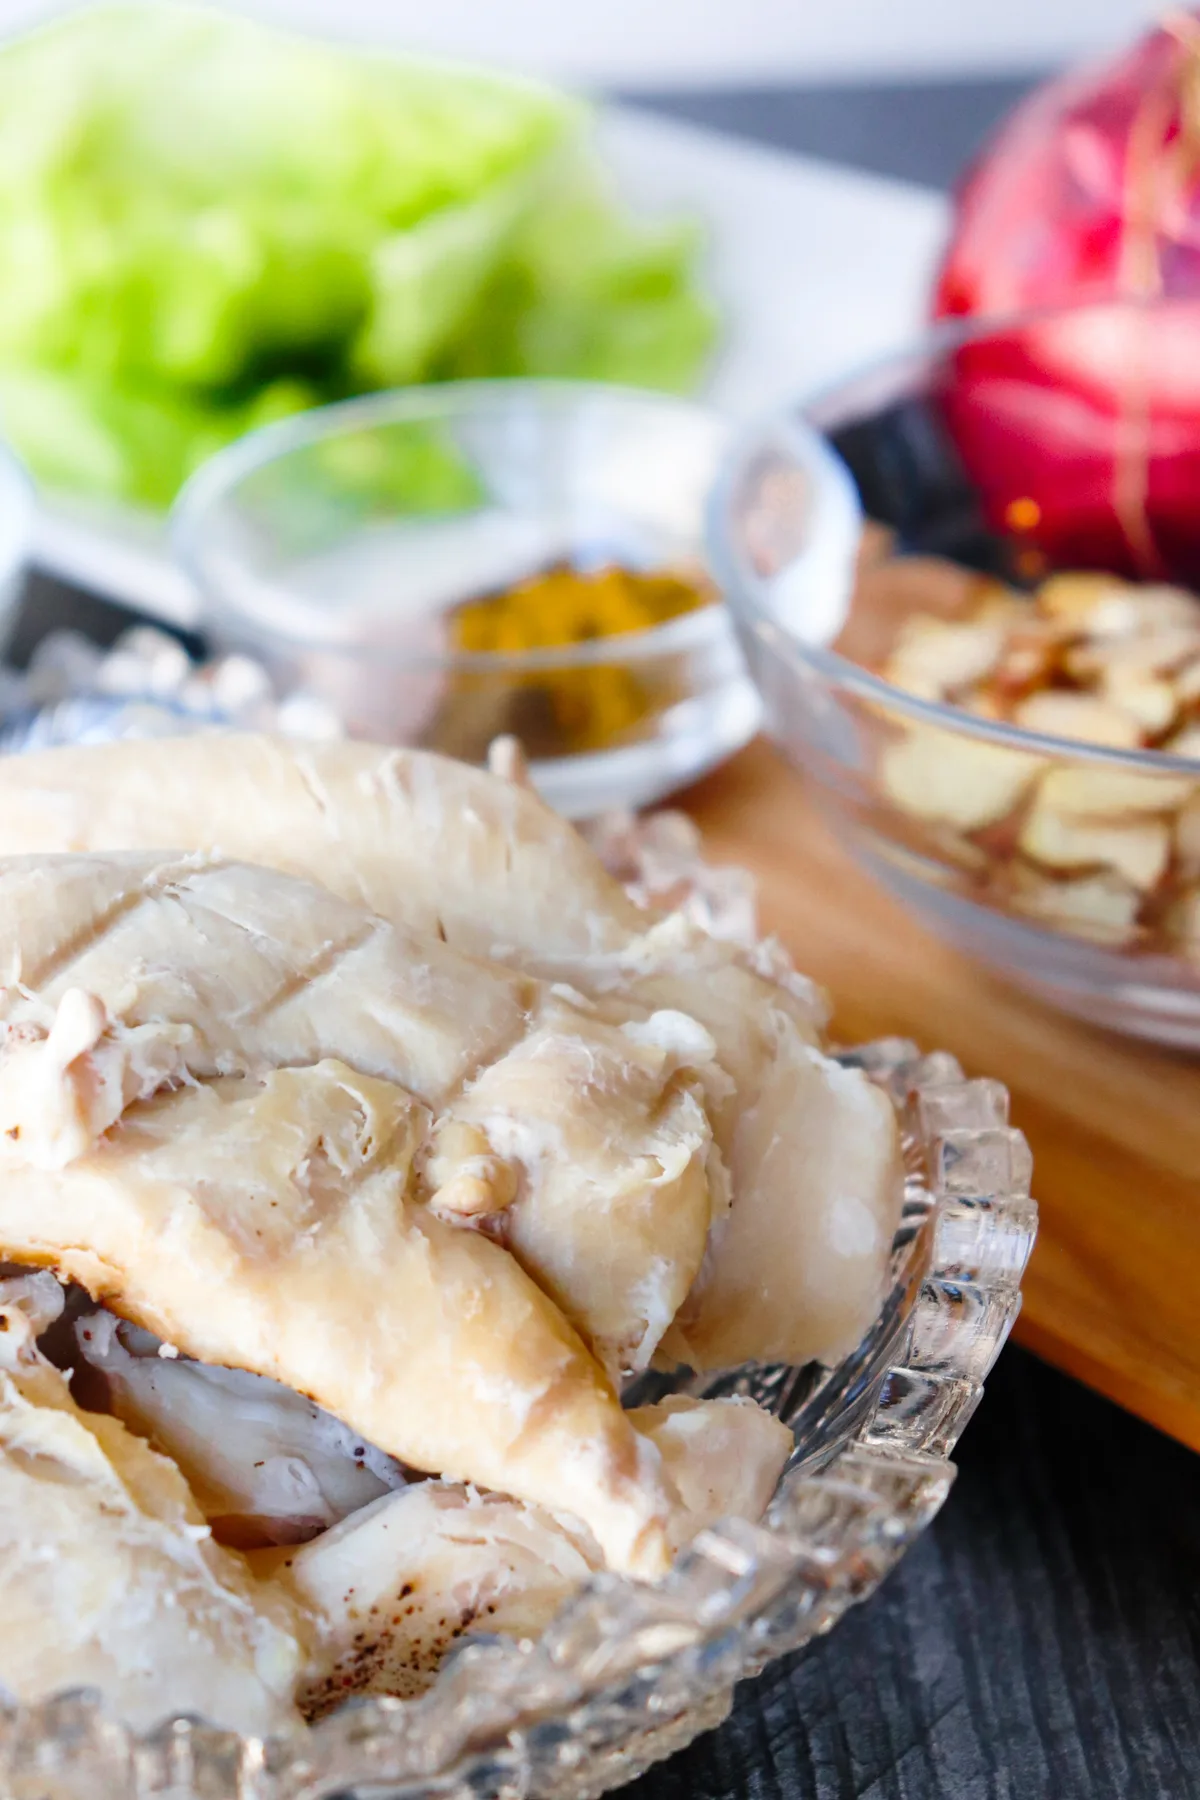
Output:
169,380,774,817
0,730,1034,1798
714,298,1200,1047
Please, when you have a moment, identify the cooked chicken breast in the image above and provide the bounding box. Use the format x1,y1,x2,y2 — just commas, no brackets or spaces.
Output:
257,1482,600,1712
0,852,716,1379
0,1060,676,1575
432,1000,721,1375
254,1394,793,1712
0,739,904,1370
658,1028,904,1370
627,1394,792,1550
0,1272,304,1736
0,734,626,964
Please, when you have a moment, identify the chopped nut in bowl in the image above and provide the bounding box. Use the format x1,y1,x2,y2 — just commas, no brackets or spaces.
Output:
712,300,1200,1046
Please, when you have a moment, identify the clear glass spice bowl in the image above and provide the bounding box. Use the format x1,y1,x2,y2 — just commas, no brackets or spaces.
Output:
171,381,772,817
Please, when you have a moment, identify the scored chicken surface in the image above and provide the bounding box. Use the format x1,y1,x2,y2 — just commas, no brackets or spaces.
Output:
0,1273,304,1735
252,1394,793,1713
0,738,902,1732
0,737,904,1369
0,1052,677,1576
0,851,717,1383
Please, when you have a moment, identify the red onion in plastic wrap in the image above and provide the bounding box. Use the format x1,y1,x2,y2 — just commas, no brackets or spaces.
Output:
932,15,1200,586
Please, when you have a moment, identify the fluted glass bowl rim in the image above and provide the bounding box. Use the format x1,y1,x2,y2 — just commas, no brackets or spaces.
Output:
0,1039,1037,1800
708,297,1200,775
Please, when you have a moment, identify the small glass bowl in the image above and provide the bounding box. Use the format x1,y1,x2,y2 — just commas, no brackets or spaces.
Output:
0,1038,1035,1800
712,301,1200,1046
172,381,768,817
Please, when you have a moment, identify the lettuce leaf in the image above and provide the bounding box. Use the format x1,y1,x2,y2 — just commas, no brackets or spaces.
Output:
0,4,714,508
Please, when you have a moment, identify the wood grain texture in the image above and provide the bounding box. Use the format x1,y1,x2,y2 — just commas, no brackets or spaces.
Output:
680,740,1200,1453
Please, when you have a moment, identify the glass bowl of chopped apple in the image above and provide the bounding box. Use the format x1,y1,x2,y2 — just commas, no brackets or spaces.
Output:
714,298,1200,1047
170,380,788,817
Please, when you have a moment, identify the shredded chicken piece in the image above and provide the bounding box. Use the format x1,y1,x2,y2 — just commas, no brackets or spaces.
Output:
627,1394,792,1550
431,999,719,1374
256,1483,600,1712
0,1058,676,1575
73,1312,408,1547
659,1031,903,1370
252,1394,792,1712
0,738,903,1369
0,987,194,1169
561,918,903,1368
0,1273,304,1735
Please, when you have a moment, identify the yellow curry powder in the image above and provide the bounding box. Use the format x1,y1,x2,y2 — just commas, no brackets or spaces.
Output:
445,561,715,755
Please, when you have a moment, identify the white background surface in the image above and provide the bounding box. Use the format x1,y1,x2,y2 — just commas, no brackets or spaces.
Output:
599,113,948,417
2,0,1165,84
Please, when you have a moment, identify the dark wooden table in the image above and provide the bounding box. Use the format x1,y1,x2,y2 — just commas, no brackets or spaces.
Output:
11,72,1200,1800
635,1348,1200,1800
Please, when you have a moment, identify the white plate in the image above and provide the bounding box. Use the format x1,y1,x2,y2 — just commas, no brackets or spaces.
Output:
30,104,949,630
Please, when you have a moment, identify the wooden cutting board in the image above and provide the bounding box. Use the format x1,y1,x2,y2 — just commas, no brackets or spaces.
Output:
680,738,1200,1454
